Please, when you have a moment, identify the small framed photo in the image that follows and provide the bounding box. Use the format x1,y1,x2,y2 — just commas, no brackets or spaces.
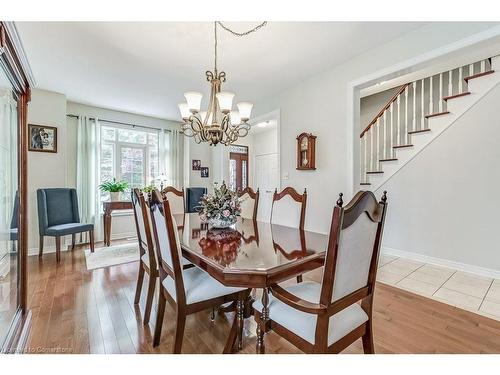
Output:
192,159,201,170
200,167,209,178
29,124,57,153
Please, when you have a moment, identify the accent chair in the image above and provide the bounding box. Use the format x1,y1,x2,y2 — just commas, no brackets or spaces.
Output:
37,188,94,262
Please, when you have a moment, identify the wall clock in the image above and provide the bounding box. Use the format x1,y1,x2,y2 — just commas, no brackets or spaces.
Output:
296,132,316,170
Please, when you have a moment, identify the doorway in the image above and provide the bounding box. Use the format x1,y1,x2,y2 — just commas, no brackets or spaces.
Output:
228,145,249,192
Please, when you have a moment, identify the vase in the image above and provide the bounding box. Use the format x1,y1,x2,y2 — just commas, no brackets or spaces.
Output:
110,192,120,202
208,217,236,229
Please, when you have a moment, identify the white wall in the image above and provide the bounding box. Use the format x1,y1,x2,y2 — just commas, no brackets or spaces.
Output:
377,82,500,273
27,89,67,251
252,22,499,234
186,137,213,189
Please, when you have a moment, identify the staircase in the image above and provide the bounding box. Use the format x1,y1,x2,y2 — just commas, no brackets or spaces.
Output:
360,55,500,190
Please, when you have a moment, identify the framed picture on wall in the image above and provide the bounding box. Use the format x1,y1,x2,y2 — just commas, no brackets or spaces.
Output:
192,159,201,170
28,124,58,153
201,167,209,178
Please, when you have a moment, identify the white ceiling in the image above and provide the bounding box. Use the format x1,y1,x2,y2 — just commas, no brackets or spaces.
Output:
17,22,426,120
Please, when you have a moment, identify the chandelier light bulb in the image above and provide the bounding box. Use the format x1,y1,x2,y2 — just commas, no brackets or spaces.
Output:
216,91,235,113
230,110,241,125
184,91,203,113
178,103,191,120
237,102,253,122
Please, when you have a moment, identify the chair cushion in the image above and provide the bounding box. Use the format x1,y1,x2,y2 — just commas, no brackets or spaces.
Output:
45,222,94,236
162,266,245,305
253,281,368,345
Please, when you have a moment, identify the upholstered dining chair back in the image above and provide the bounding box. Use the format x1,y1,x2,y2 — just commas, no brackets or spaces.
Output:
185,187,207,213
238,187,259,220
270,187,307,229
149,189,187,302
161,186,185,215
10,191,19,241
320,191,388,305
37,188,80,234
131,189,157,269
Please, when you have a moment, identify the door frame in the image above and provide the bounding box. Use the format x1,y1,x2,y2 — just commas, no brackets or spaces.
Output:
0,22,35,353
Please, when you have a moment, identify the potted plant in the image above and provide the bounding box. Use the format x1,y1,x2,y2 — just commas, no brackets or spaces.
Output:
99,178,128,202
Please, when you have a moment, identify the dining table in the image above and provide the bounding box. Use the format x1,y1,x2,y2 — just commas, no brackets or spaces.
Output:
174,213,329,353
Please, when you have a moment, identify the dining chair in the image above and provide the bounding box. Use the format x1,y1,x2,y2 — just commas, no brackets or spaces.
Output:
254,191,388,354
161,186,185,215
132,188,193,325
238,187,259,220
37,188,94,262
131,188,158,325
271,187,307,282
149,189,251,353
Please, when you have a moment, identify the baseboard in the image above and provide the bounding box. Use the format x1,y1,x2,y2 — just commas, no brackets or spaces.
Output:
382,246,500,279
28,231,137,256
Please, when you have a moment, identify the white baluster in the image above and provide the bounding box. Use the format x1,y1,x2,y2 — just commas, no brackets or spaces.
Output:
429,76,434,115
397,95,401,145
404,86,409,144
390,102,394,156
363,135,367,181
469,63,474,77
370,126,374,171
448,70,453,97
421,79,425,130
412,81,417,132
481,60,486,73
383,111,387,159
439,73,443,112
377,117,381,170
458,67,463,93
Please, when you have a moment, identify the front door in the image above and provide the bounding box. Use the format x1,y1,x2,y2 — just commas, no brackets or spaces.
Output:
229,151,248,192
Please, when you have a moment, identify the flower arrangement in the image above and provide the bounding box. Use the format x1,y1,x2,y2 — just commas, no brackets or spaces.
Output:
198,182,242,228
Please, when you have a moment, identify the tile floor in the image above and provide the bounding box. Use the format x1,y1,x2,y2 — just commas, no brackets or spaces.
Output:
377,254,500,321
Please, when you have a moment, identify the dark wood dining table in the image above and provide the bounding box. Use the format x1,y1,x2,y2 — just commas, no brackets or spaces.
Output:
174,213,329,353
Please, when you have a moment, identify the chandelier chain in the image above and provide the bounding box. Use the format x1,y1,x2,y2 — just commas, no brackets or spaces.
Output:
216,21,268,37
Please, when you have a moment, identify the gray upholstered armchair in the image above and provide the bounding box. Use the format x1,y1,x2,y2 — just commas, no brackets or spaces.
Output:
37,188,94,262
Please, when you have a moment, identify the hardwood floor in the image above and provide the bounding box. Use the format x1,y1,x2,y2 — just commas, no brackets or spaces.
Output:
25,242,500,354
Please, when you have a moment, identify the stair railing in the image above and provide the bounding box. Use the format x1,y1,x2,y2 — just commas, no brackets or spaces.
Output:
360,57,492,184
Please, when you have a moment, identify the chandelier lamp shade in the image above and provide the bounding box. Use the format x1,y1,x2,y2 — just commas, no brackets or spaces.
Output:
178,21,266,146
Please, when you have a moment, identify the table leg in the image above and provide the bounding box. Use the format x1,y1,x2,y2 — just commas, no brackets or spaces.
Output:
256,287,269,354
103,210,112,246
236,299,244,351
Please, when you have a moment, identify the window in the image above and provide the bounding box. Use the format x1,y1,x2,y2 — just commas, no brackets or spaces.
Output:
99,123,159,202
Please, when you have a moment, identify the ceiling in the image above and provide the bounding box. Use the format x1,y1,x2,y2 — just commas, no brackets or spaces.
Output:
17,22,426,120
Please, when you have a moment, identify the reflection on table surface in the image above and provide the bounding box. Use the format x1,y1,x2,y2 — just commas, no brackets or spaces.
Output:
174,213,328,271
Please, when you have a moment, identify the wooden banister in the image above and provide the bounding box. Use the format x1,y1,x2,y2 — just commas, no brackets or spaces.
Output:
360,83,410,138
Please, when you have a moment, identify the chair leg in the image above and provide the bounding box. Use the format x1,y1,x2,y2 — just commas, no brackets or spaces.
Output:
38,236,44,257
296,275,303,283
55,236,61,262
143,274,156,325
362,322,375,354
236,299,244,350
71,233,76,250
153,292,166,347
89,230,95,253
173,309,186,354
134,265,145,304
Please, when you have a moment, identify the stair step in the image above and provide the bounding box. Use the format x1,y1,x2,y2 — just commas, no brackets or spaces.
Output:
393,144,413,149
408,128,431,135
425,111,450,119
360,182,371,186
366,171,384,174
464,70,494,82
380,158,398,162
443,92,471,101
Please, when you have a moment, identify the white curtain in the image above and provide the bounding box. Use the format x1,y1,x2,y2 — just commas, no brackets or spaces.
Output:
161,129,183,189
76,116,100,242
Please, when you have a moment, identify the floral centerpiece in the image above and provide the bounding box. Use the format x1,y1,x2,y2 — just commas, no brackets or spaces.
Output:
198,182,242,228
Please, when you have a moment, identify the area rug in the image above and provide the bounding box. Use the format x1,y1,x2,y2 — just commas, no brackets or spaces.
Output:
84,243,140,271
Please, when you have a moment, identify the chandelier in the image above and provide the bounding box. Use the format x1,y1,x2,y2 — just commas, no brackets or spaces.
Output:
178,21,267,146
